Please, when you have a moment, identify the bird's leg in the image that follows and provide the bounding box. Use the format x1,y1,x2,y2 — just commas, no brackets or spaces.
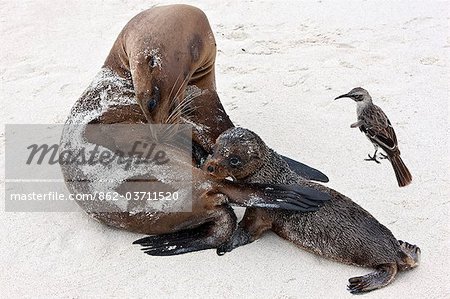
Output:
379,152,388,160
365,149,381,164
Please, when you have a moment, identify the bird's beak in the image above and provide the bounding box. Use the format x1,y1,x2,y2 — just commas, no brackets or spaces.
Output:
334,93,350,100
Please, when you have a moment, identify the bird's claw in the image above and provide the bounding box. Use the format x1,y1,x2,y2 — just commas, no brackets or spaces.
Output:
365,153,381,164
379,153,388,160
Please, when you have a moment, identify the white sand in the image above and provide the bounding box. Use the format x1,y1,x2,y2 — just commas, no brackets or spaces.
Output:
1,0,449,298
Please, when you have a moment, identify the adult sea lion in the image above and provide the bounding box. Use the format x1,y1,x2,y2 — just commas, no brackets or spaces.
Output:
61,4,333,248
60,122,330,254
139,127,419,293
61,5,333,249
99,4,328,181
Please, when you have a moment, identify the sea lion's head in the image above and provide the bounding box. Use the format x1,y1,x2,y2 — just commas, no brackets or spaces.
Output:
140,80,203,128
203,127,268,180
132,52,193,126
138,82,179,125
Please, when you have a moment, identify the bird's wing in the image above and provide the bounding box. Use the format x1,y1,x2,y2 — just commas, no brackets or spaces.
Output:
360,105,398,151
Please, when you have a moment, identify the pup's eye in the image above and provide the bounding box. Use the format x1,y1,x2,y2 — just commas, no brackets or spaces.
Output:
147,99,157,111
229,157,241,168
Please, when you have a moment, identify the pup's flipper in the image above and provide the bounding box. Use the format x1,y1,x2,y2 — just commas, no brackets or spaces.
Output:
347,263,397,294
281,155,329,183
222,181,331,212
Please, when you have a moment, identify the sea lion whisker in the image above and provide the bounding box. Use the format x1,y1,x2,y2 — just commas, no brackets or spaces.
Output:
171,73,190,108
177,93,199,113
166,91,201,124
167,73,183,109
167,94,200,124
179,107,196,119
166,100,186,124
166,104,181,124
178,104,198,120
171,73,189,111
166,75,191,124
159,123,179,142
168,72,190,113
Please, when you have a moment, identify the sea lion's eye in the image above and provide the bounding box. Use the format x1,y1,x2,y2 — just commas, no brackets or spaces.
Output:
149,56,157,68
229,156,241,168
147,99,157,111
147,86,160,112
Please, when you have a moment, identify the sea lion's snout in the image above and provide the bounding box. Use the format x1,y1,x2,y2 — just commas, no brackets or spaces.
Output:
203,160,218,174
203,159,228,179
207,165,215,173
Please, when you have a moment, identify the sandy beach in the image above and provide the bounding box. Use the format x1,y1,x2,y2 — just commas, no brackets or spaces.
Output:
1,0,449,298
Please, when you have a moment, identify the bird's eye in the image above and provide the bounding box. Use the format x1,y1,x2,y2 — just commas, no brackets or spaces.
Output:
147,99,157,111
229,156,241,168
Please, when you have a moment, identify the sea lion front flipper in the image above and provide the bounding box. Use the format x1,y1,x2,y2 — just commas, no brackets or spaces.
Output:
218,182,331,212
347,263,398,294
280,155,329,183
216,226,252,256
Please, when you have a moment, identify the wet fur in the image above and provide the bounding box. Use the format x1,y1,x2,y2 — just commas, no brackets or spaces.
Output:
206,127,420,292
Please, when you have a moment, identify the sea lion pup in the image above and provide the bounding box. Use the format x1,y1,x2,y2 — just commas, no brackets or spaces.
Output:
202,127,420,293
97,4,328,181
60,124,330,255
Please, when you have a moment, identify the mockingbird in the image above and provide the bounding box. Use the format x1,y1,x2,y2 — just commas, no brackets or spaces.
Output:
335,87,412,187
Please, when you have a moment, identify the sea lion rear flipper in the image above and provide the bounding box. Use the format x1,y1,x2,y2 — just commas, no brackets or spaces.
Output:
397,240,420,270
133,219,236,256
280,155,329,183
133,223,213,256
347,263,398,293
133,205,237,256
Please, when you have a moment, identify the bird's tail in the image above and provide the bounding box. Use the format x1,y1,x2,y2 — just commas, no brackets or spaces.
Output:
389,154,412,187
